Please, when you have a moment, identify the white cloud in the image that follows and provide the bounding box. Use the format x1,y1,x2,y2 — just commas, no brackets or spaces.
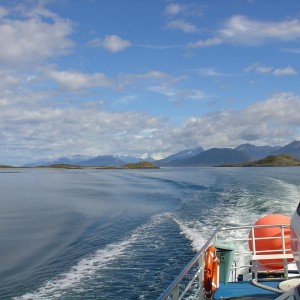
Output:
273,66,297,76
220,15,300,45
102,34,131,53
117,70,176,90
188,16,300,50
165,19,198,33
0,7,8,18
1,91,300,165
47,69,182,93
188,37,222,49
0,9,73,66
194,68,230,77
244,63,297,76
164,3,183,16
88,35,131,53
283,48,300,54
0,71,22,89
164,93,300,150
244,63,273,74
0,91,166,165
47,70,113,91
164,3,204,17
137,44,182,50
149,85,206,102
87,38,102,47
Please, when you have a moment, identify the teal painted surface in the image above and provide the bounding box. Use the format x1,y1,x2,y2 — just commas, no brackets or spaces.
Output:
215,281,281,299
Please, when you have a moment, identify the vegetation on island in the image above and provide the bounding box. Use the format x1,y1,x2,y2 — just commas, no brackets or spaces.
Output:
44,164,83,169
96,161,159,169
122,161,159,169
245,154,300,166
0,165,15,168
37,161,159,169
221,154,300,167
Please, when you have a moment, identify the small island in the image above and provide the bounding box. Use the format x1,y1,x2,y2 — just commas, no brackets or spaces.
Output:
122,161,159,169
97,161,159,169
34,161,159,169
221,154,300,167
43,164,83,169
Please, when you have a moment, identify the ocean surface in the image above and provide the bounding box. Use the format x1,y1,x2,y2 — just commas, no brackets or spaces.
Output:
1,167,300,300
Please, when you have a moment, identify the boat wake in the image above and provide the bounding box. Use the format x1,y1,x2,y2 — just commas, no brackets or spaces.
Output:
173,177,300,264
173,218,207,252
13,213,172,300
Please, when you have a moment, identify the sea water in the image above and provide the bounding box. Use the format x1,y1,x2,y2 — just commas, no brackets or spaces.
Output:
0,167,300,299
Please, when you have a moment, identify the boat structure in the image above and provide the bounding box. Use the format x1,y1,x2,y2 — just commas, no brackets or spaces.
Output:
158,205,300,300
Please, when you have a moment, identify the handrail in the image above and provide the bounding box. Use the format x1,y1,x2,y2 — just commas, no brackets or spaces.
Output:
157,228,219,300
157,223,293,300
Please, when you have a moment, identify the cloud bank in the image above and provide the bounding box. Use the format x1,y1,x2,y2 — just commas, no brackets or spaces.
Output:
1,91,300,165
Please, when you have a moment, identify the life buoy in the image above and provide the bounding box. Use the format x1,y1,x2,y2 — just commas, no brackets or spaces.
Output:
203,245,219,299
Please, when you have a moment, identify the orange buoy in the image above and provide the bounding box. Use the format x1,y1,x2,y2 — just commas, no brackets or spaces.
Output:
248,214,292,269
203,245,219,299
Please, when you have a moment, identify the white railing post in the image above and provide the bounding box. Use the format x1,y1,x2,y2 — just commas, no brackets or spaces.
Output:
280,225,289,279
198,252,205,300
251,227,256,255
280,225,286,255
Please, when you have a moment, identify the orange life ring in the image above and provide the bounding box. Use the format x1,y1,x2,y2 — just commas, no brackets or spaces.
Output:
203,245,219,299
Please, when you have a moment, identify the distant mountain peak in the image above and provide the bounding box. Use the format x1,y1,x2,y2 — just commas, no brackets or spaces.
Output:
156,146,204,166
286,140,300,149
235,143,281,160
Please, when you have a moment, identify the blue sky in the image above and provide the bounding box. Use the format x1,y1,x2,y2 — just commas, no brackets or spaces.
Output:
1,0,300,165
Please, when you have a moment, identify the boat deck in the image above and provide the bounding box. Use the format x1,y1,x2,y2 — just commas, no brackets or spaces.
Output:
215,281,282,300
157,223,298,300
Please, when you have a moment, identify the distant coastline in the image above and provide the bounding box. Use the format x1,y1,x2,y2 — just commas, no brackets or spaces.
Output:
3,140,300,168
3,155,300,169
0,161,160,170
220,154,300,167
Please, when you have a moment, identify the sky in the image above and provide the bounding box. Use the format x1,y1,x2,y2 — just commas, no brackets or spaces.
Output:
1,0,300,165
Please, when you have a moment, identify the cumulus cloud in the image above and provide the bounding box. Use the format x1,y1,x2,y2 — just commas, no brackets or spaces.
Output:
194,68,230,77
189,16,300,51
47,70,113,91
244,64,273,74
163,93,300,150
165,19,198,33
116,70,182,90
188,37,222,49
88,35,131,53
164,3,183,16
1,91,300,165
164,3,204,17
220,15,300,45
87,37,102,48
0,93,166,165
47,69,181,92
0,7,8,18
283,48,300,54
148,85,206,103
244,63,297,76
0,8,73,66
273,66,297,76
0,71,22,89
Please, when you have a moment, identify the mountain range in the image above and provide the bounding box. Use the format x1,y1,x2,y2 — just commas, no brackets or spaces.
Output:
24,140,300,167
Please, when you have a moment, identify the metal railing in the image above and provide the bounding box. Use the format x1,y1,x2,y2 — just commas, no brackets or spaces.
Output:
157,228,219,300
157,223,294,300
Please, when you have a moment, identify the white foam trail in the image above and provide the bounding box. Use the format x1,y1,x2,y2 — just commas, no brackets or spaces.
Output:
14,213,171,300
173,218,207,252
174,177,300,278
14,240,132,300
270,178,300,215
